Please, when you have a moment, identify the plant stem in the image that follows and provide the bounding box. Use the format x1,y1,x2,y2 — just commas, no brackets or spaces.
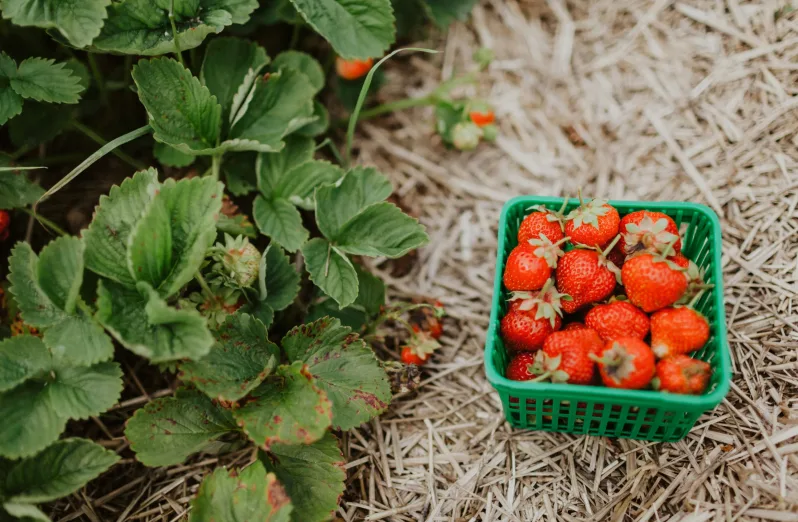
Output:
345,47,438,168
39,124,151,203
290,20,302,49
353,95,435,123
18,207,68,236
10,144,34,161
211,153,223,181
71,121,148,171
195,271,214,299
169,0,184,66
87,53,109,106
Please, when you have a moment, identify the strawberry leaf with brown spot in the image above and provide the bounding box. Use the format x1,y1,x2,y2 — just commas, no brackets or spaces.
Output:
125,389,239,467
189,461,292,522
261,433,345,522
179,313,279,402
282,317,391,430
233,362,332,450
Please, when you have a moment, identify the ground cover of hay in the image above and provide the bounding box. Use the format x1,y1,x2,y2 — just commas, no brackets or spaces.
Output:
50,0,798,520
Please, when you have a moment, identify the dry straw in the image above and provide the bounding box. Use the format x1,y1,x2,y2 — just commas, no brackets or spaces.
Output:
49,0,797,520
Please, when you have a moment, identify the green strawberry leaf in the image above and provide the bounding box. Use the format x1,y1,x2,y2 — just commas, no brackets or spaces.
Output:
0,53,23,126
8,241,65,328
9,101,75,149
260,245,300,312
306,297,367,332
271,51,325,94
127,176,223,298
302,238,359,309
96,280,214,363
153,142,196,168
132,58,222,155
36,236,83,313
314,166,393,239
2,502,49,521
10,58,84,104
84,168,160,286
233,362,332,450
295,100,330,138
8,239,115,366
179,313,279,402
222,151,258,196
189,462,293,522
42,314,115,368
353,264,385,316
0,381,65,459
217,212,257,238
91,0,258,55
288,0,396,59
261,433,345,522
283,317,390,430
125,389,238,467
256,136,315,199
273,161,345,210
422,0,478,27
46,362,123,420
0,157,45,209
253,196,308,253
315,167,428,258
333,202,429,257
239,301,275,331
3,438,119,504
1,0,111,48
201,37,269,134
228,69,317,152
0,336,52,393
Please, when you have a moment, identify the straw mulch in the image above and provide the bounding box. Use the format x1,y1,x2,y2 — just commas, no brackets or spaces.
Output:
347,0,798,520
48,0,798,520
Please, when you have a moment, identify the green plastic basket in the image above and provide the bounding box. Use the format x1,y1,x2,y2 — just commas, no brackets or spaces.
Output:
485,196,731,442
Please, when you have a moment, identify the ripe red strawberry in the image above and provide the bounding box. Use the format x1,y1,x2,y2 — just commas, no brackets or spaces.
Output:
506,352,541,381
501,282,565,352
535,329,603,384
469,110,495,127
563,322,587,331
585,301,650,342
667,253,689,269
555,239,621,313
592,337,655,389
565,197,620,247
503,236,567,291
400,332,439,366
622,252,688,312
653,355,711,394
336,57,374,80
650,306,710,358
518,202,568,244
401,346,429,366
0,210,9,241
618,210,681,256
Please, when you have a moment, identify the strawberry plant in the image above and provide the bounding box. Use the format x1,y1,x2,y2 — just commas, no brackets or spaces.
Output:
0,0,477,519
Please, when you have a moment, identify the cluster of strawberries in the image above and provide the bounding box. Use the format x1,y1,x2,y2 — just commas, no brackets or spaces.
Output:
501,196,713,395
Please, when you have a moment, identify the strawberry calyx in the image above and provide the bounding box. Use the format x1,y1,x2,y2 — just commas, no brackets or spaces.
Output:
406,331,440,357
675,262,714,304
595,235,623,283
527,235,569,268
528,198,570,229
567,190,611,230
623,215,680,255
509,279,569,327
589,342,636,381
527,352,570,383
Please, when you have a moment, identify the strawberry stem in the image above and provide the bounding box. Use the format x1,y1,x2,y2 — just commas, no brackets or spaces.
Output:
601,234,621,257
655,237,679,261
